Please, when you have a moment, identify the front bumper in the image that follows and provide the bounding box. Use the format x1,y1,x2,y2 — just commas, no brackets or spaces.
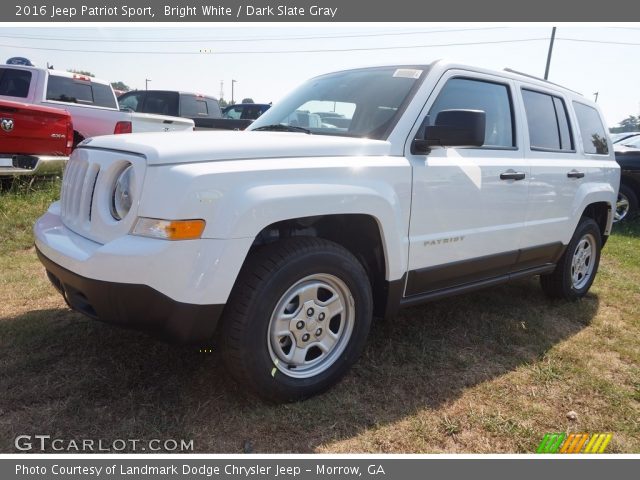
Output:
0,154,68,176
38,248,224,344
34,204,254,344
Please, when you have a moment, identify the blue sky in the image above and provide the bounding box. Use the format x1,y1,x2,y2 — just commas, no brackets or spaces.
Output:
0,25,638,127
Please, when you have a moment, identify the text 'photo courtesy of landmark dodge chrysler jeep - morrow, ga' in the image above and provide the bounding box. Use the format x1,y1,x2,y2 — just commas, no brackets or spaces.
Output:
35,61,619,402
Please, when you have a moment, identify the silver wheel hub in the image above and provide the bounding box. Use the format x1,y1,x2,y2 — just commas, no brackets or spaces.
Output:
614,193,629,222
268,273,355,379
571,233,596,290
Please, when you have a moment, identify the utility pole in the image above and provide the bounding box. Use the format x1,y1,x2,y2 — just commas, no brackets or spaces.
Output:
145,78,151,90
593,92,599,103
219,80,224,100
231,79,237,105
544,27,556,80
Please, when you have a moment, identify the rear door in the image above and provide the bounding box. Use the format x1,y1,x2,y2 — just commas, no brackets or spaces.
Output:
405,71,529,296
520,86,608,250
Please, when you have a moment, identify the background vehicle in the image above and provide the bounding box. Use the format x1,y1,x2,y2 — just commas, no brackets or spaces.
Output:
0,98,72,176
35,62,619,402
611,132,640,144
614,136,640,221
0,65,194,145
221,103,271,129
118,90,267,130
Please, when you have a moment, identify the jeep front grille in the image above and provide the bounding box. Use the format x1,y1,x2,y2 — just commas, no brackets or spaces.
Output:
60,156,100,231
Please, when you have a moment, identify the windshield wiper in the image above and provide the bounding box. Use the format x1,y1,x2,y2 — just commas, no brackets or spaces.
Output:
252,124,311,134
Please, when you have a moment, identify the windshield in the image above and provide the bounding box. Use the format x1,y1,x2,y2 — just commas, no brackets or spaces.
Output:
249,66,428,140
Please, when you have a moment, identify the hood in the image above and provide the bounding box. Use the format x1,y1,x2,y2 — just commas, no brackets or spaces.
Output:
80,130,391,165
614,144,640,154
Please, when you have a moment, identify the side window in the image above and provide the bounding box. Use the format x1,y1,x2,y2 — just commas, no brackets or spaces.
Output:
118,92,145,112
91,83,117,109
142,92,179,116
0,68,32,98
46,76,93,104
429,77,515,148
181,95,209,117
224,107,242,119
573,102,609,155
207,100,222,117
522,89,574,151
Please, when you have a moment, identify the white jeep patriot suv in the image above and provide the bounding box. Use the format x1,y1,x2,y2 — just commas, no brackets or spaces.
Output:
34,61,620,401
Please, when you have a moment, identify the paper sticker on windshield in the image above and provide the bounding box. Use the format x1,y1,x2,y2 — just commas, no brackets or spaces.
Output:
393,69,423,79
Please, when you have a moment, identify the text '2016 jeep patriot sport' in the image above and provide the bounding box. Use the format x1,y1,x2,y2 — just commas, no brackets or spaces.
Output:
35,61,620,401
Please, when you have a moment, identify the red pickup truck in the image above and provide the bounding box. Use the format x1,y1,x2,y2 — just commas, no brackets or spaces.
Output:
0,99,72,176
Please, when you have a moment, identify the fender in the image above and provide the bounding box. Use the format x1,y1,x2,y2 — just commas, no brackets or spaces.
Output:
138,157,412,282
569,181,617,240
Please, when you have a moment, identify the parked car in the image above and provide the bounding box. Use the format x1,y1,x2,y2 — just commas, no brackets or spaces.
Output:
118,90,221,128
35,62,619,401
611,132,640,144
117,90,267,130
0,65,194,145
614,136,640,222
1,98,72,176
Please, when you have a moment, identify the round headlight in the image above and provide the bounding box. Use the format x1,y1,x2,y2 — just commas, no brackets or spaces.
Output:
111,164,133,221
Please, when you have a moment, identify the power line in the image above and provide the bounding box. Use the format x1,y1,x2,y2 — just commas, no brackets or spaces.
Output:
0,37,550,55
0,27,506,43
558,37,640,46
1,36,638,56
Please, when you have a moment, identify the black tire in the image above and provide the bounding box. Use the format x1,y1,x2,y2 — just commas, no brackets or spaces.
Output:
615,184,638,223
540,217,602,300
220,237,373,402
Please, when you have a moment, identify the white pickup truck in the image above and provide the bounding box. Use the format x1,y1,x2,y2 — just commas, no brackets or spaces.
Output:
35,61,619,401
0,65,194,146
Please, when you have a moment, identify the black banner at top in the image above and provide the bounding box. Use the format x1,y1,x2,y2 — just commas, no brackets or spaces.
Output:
2,0,640,22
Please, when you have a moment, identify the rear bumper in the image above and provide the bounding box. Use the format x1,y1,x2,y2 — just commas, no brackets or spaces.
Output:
37,247,224,344
0,154,68,176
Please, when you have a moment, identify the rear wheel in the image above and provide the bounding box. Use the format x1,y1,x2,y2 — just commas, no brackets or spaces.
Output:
540,217,602,300
220,237,373,402
614,184,638,223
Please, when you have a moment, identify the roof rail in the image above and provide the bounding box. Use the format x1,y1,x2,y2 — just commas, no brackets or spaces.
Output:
503,68,583,96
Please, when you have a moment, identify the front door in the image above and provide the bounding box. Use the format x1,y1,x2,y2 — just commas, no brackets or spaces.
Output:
405,72,529,297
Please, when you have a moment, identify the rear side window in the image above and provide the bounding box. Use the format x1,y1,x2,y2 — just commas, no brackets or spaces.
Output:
91,83,117,108
522,89,574,151
142,92,179,116
0,68,32,98
181,95,210,117
573,102,609,155
206,99,222,117
46,76,117,109
429,78,515,148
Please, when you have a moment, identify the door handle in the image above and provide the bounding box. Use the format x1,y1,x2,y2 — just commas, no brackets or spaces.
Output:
567,170,585,179
500,170,526,181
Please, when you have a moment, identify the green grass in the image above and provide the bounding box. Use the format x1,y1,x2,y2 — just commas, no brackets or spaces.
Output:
0,176,62,252
0,178,638,453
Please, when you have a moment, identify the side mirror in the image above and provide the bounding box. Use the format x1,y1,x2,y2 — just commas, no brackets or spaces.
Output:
412,109,486,154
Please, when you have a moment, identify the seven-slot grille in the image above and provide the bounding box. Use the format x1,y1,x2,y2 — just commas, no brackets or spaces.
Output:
60,156,100,231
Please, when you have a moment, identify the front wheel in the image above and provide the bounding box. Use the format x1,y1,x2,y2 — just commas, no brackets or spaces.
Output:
540,217,602,300
220,237,373,402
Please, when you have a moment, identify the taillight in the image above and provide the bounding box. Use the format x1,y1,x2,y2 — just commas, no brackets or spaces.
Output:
114,121,132,134
65,119,73,155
